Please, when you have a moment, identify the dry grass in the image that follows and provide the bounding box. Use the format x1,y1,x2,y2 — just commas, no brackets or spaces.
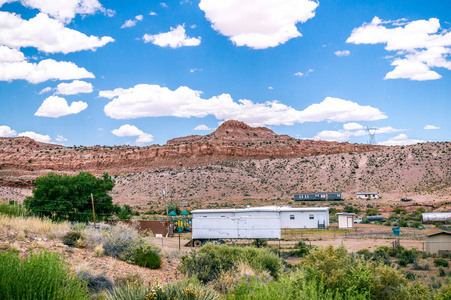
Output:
0,215,70,236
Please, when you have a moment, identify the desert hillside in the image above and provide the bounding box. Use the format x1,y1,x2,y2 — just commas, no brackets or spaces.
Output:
111,142,451,210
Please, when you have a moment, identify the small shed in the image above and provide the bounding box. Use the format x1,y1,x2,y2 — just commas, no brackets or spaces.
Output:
337,213,355,229
357,192,379,199
425,230,451,254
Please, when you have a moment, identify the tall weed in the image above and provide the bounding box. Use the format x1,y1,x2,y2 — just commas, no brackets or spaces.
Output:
0,250,88,300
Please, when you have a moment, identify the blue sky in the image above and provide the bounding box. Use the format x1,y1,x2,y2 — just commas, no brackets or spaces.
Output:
0,0,449,146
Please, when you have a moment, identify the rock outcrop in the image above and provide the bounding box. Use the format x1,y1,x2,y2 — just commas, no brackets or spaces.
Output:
0,120,385,187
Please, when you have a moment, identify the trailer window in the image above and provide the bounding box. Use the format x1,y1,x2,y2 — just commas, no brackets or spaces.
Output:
290,215,295,220
309,214,314,219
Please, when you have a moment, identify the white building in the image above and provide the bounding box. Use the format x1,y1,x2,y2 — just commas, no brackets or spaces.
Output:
337,213,355,228
357,192,379,199
279,207,329,229
191,206,330,241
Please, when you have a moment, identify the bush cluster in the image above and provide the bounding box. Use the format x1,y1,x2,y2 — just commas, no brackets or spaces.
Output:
107,277,219,300
178,243,285,283
0,251,88,299
0,201,27,217
83,223,162,269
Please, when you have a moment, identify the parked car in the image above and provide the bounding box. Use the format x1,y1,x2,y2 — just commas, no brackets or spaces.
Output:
354,217,363,223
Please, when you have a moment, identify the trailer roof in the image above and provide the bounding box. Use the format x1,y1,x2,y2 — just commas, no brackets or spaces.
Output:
191,206,329,214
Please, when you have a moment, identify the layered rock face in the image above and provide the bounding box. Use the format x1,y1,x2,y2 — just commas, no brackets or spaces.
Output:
0,120,384,187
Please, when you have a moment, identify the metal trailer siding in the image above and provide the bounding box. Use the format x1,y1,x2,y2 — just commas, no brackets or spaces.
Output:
422,213,451,223
294,193,342,201
279,209,329,229
192,210,281,239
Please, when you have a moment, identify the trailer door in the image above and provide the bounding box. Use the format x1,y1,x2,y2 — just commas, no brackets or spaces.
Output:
237,217,247,238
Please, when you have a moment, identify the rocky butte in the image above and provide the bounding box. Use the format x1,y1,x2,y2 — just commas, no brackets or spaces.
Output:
0,120,384,188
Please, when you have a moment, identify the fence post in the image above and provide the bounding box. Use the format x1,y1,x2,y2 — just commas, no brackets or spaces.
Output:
179,233,181,251
334,227,336,238
355,227,357,237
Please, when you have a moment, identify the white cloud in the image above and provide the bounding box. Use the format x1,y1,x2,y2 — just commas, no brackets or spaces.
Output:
150,11,157,16
268,86,273,90
378,134,425,146
0,0,109,24
39,87,53,94
55,80,93,95
160,2,168,7
121,15,143,28
0,12,114,54
199,0,318,49
190,68,203,73
0,45,24,62
347,17,451,81
0,58,94,83
334,50,350,57
35,96,87,118
314,130,352,142
424,124,440,130
100,84,387,126
343,122,364,131
111,124,153,145
0,125,17,137
143,25,201,48
18,131,51,143
55,134,67,142
294,69,313,77
194,124,212,131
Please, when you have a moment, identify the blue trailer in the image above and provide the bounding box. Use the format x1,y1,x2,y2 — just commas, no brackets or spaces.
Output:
294,192,342,201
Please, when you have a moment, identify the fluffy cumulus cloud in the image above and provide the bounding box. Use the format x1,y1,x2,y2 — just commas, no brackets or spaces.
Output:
55,80,93,95
111,124,153,145
0,12,114,54
199,0,318,49
0,125,17,137
0,0,112,24
314,123,405,142
0,57,94,83
334,50,350,57
18,131,51,143
347,17,451,81
100,84,387,126
378,134,425,146
143,25,201,48
0,45,24,62
424,124,440,130
35,96,88,117
194,124,212,131
121,15,143,28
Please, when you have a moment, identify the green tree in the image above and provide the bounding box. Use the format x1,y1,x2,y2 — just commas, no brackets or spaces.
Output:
24,172,114,222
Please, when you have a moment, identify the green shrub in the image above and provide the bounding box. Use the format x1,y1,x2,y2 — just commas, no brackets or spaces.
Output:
135,244,162,269
77,270,114,293
0,251,88,299
0,201,27,217
62,231,82,247
178,244,285,283
434,258,449,267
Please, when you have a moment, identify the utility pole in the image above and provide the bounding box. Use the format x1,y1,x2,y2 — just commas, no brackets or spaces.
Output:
163,185,168,221
91,193,96,229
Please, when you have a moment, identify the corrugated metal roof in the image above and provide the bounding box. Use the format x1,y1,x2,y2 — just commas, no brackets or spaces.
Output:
192,206,329,214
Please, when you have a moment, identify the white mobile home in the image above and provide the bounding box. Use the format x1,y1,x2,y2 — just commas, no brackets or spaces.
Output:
191,206,330,242
357,192,379,199
191,207,281,240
